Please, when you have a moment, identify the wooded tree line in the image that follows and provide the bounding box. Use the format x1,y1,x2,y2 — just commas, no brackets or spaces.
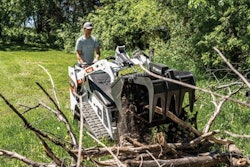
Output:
0,0,249,70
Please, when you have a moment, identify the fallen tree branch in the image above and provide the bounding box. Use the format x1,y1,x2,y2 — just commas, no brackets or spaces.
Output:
188,130,220,147
18,103,41,114
86,131,126,167
38,64,61,109
224,131,250,139
37,135,64,167
139,64,250,108
213,47,250,89
76,94,85,167
145,150,161,167
36,82,77,147
165,110,234,145
216,82,243,90
36,82,61,114
124,152,231,167
0,93,77,161
74,142,205,159
166,110,201,136
39,101,77,146
0,149,53,167
203,85,242,133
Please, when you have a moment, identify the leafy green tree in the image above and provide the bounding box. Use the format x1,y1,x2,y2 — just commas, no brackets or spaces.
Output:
0,0,28,42
0,0,101,47
191,0,250,69
156,0,250,70
88,0,170,50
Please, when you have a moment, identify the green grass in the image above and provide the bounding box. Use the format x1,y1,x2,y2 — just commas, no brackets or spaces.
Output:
0,47,99,166
195,78,250,155
0,44,250,166
0,43,116,166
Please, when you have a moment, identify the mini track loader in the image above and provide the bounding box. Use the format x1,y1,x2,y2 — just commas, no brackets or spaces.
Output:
68,46,196,142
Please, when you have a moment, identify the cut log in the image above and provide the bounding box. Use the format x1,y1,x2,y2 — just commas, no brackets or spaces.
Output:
125,153,230,167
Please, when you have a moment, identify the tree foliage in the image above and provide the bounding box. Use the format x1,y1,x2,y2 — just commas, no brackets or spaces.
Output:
87,0,170,50
0,0,249,70
188,0,250,69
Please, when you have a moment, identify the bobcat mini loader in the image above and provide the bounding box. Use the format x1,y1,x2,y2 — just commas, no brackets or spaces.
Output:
68,46,196,141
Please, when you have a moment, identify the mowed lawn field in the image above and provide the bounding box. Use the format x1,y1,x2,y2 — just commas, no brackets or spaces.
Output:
0,48,82,166
1,46,250,166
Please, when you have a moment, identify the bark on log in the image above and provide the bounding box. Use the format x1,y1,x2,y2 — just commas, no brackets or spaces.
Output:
74,143,196,158
125,153,230,167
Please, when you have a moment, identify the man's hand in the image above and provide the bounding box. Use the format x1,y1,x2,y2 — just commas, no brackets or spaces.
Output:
81,62,88,68
93,58,98,63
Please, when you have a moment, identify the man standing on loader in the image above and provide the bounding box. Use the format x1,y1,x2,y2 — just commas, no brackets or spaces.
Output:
75,21,100,67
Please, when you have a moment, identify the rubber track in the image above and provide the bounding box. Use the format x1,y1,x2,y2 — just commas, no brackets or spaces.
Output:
81,102,110,139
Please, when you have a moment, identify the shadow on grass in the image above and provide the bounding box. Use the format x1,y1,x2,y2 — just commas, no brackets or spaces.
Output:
0,42,60,51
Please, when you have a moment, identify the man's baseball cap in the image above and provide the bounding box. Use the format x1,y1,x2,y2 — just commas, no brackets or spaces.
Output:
83,22,93,29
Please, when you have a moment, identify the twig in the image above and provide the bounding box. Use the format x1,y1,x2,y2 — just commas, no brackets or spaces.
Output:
146,150,161,167
77,94,84,167
86,131,126,167
188,130,220,147
38,64,61,109
0,93,77,161
224,131,250,139
216,82,243,90
213,47,250,89
203,86,242,133
0,149,53,167
37,135,64,167
36,82,77,146
18,103,41,114
36,82,61,111
39,101,77,146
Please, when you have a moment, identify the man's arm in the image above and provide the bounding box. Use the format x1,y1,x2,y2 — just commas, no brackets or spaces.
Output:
76,50,84,64
94,46,100,62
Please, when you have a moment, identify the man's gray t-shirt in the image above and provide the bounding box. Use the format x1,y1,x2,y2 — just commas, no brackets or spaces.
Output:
76,36,99,64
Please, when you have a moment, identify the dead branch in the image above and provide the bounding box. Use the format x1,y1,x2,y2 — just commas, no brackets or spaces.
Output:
165,110,233,145
125,136,146,147
224,131,250,139
36,82,61,112
125,153,230,167
37,135,64,167
166,110,201,136
86,131,126,167
39,101,77,146
0,93,77,161
139,64,250,108
217,82,243,90
18,103,41,114
188,130,220,147
213,47,250,89
0,149,54,167
77,94,85,167
74,142,203,159
74,144,164,158
38,65,61,109
203,85,242,133
36,82,77,147
145,150,161,167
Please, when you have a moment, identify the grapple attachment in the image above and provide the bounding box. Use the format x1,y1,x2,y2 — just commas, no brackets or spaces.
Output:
111,61,196,124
